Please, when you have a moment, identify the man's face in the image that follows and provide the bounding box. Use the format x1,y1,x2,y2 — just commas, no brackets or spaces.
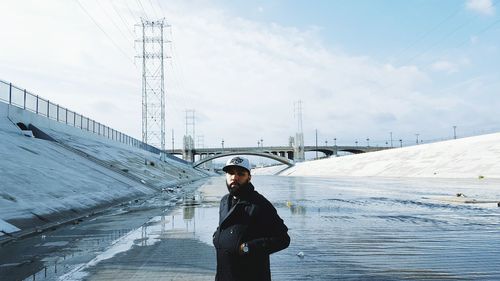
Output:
225,166,251,196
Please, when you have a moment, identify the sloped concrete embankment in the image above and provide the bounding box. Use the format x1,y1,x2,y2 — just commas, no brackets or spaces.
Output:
0,102,210,244
280,132,500,179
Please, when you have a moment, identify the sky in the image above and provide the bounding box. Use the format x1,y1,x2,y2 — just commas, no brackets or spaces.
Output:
1,0,499,150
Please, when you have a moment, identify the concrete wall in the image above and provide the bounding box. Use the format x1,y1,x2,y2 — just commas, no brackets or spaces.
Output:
0,102,210,243
281,132,500,179
0,101,9,117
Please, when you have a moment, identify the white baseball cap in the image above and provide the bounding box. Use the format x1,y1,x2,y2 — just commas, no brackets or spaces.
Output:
222,156,251,173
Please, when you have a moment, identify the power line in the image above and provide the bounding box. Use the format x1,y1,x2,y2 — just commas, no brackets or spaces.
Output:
147,0,160,20
399,0,500,66
401,16,477,65
392,5,463,64
75,0,135,65
124,0,142,20
444,17,500,52
164,27,191,119
156,0,166,18
135,0,149,19
109,0,136,39
95,0,133,45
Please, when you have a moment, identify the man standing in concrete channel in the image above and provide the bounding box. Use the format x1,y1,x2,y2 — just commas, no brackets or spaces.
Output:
213,156,290,281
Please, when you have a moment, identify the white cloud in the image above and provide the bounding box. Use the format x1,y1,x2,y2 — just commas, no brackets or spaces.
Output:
0,0,498,150
465,0,495,16
431,60,459,74
166,9,433,145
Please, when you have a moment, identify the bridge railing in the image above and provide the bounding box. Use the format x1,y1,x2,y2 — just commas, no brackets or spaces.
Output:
0,79,184,163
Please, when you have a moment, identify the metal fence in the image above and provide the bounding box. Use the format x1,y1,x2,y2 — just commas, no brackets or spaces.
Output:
0,79,166,156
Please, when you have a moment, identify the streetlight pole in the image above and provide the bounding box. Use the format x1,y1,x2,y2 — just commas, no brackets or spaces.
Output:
415,133,419,144
390,132,393,147
221,139,224,152
453,126,457,139
366,138,370,147
399,139,402,147
315,129,318,160
334,137,337,146
171,129,175,153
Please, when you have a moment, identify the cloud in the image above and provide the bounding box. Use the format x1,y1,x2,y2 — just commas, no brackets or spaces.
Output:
465,0,495,16
0,0,444,146
1,0,498,149
169,12,431,144
431,60,459,74
430,57,471,75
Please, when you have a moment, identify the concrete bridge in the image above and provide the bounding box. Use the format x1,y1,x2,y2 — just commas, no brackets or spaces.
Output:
192,151,295,168
170,145,390,166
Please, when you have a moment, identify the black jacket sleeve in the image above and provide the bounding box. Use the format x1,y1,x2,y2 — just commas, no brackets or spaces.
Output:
245,199,290,256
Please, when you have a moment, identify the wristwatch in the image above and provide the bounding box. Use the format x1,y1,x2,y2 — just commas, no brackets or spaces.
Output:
242,243,249,254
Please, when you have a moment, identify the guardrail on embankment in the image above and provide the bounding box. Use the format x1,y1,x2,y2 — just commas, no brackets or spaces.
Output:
0,79,186,164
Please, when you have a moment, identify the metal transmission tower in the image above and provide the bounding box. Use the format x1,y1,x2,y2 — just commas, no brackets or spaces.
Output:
135,18,170,150
196,135,212,170
183,109,195,161
294,100,305,162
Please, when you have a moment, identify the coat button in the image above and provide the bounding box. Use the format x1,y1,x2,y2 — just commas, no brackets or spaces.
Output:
230,229,233,234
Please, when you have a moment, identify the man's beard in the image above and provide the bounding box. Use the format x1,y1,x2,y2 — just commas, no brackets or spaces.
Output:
226,179,250,197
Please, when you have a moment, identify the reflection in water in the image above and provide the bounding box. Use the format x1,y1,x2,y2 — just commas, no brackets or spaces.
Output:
284,177,307,215
286,201,307,215
183,196,197,221
183,205,195,220
215,175,500,281
140,225,148,246
19,176,500,281
19,228,138,281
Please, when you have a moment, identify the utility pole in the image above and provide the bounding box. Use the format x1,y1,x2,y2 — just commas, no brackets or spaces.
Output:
293,100,305,162
196,135,204,164
135,18,169,150
183,109,195,161
171,129,174,153
197,135,204,149
315,129,318,160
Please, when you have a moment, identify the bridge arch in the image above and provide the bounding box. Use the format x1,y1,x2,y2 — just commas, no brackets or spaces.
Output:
192,151,294,168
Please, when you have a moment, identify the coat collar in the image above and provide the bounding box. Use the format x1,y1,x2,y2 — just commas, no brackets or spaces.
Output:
219,182,255,226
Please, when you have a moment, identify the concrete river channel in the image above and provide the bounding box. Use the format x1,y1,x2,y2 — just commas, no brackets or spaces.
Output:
1,175,500,280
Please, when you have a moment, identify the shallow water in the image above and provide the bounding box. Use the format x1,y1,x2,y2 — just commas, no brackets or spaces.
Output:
192,176,500,280
6,175,500,280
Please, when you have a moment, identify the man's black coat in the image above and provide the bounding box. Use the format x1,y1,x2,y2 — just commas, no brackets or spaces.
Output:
213,182,290,281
